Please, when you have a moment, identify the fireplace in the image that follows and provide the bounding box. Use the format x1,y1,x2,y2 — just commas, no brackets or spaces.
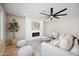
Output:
32,32,40,37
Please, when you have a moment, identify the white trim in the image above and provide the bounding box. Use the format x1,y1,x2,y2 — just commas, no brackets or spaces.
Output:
1,44,6,56
0,8,6,56
1,11,3,40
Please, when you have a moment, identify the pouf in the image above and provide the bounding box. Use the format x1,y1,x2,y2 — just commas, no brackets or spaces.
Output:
18,46,33,56
16,40,26,48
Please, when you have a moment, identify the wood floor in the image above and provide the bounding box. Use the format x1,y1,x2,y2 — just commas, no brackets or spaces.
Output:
3,43,18,56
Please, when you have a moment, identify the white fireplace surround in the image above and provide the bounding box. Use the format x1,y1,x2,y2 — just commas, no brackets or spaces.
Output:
26,17,43,40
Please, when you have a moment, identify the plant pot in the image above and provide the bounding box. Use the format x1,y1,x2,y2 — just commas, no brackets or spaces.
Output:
12,38,18,44
6,39,13,46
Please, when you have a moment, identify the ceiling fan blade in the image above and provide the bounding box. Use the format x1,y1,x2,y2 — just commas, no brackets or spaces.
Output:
44,16,50,20
54,16,60,19
50,8,53,16
40,16,45,18
55,14,67,16
40,16,50,20
40,16,49,18
40,13,49,16
54,8,67,15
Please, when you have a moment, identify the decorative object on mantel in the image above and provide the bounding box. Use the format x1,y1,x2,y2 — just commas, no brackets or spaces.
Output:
8,19,19,45
40,8,67,20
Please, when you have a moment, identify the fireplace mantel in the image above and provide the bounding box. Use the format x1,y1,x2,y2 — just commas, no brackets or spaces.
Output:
26,17,43,40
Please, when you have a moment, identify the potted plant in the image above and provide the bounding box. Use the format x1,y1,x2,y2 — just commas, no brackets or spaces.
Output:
8,19,19,44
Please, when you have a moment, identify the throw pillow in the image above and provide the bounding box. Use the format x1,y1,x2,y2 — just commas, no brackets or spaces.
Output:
59,34,74,51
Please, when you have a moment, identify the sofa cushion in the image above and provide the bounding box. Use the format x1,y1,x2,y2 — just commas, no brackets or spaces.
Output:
50,39,60,47
59,34,66,40
26,38,41,49
49,31,59,39
59,34,74,51
41,42,74,56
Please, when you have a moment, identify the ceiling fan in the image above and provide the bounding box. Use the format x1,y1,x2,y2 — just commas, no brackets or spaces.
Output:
40,8,67,20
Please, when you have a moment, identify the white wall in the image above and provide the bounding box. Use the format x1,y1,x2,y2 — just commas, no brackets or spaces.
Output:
6,14,26,40
0,4,6,55
43,4,79,39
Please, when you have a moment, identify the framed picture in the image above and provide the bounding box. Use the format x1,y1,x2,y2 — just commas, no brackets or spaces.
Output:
32,21,40,30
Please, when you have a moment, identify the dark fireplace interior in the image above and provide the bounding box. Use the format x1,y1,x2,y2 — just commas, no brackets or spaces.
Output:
32,32,40,37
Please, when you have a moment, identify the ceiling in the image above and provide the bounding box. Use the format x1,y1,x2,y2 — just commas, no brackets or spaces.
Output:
2,3,79,19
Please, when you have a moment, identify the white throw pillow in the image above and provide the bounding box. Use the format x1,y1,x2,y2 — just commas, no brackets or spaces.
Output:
50,32,59,39
50,34,66,47
59,34,66,40
59,34,74,51
70,39,79,56
52,40,61,47
16,40,26,48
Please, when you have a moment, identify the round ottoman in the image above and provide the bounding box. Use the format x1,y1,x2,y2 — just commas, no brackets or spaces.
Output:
18,46,34,56
16,40,26,48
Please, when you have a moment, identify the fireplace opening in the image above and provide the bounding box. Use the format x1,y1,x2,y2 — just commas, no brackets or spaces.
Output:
32,32,40,37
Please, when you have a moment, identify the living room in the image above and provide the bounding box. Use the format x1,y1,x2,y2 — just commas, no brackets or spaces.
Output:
0,3,79,56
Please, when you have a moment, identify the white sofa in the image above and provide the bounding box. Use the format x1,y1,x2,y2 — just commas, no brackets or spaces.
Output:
26,38,41,49
22,39,76,56
41,42,76,56
26,38,42,56
17,35,79,56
